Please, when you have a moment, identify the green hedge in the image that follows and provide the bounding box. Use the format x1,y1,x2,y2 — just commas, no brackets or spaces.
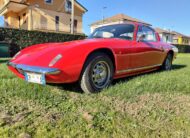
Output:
0,27,86,49
174,44,190,53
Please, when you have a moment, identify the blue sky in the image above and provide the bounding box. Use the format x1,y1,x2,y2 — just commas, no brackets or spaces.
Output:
78,0,190,36
0,0,189,36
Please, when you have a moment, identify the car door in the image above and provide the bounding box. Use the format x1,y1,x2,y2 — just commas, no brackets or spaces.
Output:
131,25,164,69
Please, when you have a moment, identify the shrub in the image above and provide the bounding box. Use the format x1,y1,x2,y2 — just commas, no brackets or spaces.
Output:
174,44,190,53
0,27,86,49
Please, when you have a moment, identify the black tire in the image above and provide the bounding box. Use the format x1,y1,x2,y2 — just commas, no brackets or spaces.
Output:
161,53,173,71
80,52,114,93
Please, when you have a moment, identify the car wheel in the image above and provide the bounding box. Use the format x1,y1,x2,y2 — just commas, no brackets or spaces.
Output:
80,52,114,93
162,53,173,71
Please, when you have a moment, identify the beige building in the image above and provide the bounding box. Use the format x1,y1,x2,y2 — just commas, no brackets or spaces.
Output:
90,14,151,33
0,0,87,34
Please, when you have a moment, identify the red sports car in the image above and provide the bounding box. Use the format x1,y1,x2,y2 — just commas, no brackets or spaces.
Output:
7,23,178,93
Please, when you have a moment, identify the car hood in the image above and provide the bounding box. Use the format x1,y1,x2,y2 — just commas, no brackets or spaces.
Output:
11,38,125,66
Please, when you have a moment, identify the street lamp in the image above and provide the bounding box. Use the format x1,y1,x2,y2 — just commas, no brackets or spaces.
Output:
102,6,107,24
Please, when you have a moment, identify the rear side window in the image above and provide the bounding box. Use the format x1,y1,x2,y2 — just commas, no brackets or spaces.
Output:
142,26,157,42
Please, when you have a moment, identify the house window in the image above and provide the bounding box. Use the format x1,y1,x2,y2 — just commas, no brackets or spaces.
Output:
55,16,59,24
18,16,21,27
45,0,53,4
65,0,72,13
70,19,78,33
23,13,27,24
74,19,77,32
55,16,59,31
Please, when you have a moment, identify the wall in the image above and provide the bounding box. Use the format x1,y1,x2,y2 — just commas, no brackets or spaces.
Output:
18,8,29,30
5,11,19,28
31,7,83,33
0,0,4,8
159,33,174,44
0,0,9,8
27,0,84,16
3,8,29,30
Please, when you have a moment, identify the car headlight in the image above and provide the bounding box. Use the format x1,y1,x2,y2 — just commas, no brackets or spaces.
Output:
12,51,21,59
49,54,62,67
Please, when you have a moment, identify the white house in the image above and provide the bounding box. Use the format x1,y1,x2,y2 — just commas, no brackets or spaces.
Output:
90,14,151,33
155,28,175,44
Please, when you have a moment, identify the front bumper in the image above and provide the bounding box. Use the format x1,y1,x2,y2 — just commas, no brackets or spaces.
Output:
172,46,179,53
171,46,178,59
7,62,78,84
7,62,60,75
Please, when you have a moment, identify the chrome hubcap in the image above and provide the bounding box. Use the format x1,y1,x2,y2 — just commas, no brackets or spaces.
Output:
91,61,110,89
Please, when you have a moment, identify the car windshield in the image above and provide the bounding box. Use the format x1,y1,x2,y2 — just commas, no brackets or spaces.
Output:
88,24,135,40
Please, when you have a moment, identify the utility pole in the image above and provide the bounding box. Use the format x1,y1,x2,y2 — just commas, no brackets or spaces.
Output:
102,6,107,24
71,0,74,34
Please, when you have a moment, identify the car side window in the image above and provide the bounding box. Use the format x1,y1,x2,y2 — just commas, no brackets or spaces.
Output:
142,26,157,42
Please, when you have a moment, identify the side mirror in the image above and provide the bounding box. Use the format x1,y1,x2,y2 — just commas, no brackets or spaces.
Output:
137,34,146,42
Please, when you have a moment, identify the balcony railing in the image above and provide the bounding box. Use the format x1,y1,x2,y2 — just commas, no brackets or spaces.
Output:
33,23,65,32
33,22,78,33
1,21,79,34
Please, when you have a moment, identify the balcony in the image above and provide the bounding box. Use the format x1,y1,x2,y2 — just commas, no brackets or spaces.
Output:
0,0,28,15
33,22,78,34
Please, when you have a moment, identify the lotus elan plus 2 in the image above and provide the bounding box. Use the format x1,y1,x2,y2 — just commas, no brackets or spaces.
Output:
7,23,178,93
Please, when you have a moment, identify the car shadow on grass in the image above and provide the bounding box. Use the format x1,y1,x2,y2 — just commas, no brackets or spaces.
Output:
172,64,187,70
49,64,187,93
49,83,83,93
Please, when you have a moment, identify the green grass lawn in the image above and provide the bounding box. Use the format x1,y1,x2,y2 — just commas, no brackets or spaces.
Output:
0,54,190,138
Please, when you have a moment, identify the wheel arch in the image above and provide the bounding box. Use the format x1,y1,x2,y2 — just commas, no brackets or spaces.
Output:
167,50,174,60
82,48,117,74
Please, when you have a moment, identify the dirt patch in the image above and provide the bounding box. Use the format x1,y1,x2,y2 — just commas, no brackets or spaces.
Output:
83,111,94,122
0,96,63,126
0,113,12,125
18,132,31,138
44,111,63,123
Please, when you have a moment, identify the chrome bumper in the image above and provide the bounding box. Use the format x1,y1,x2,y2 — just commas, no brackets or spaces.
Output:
7,62,60,75
172,46,179,53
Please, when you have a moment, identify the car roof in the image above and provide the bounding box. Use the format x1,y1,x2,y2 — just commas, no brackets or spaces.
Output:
124,21,152,27
97,22,151,28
